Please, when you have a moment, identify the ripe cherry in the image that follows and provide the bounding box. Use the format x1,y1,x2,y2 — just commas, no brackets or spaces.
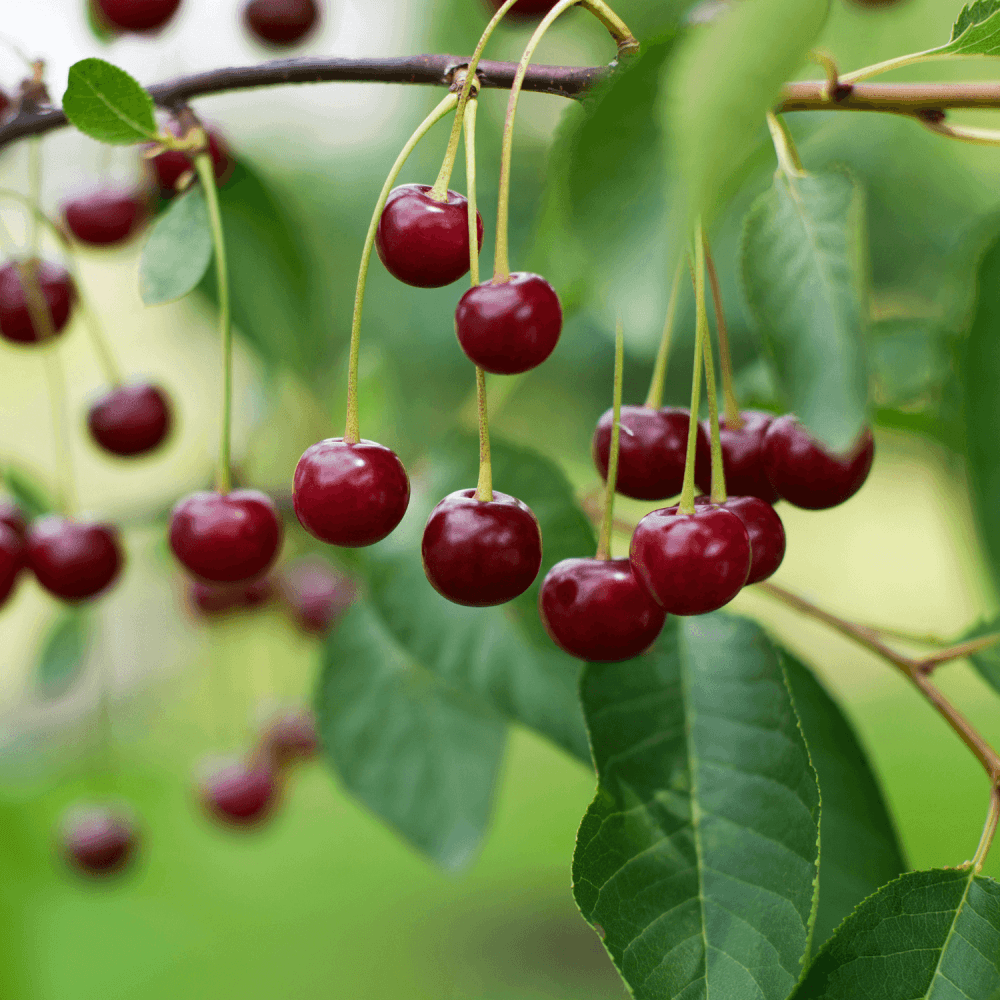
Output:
695,494,785,584
422,489,542,607
593,405,708,502
279,556,356,634
293,438,410,548
244,0,319,46
375,184,484,288
93,0,182,32
455,273,562,375
629,504,750,616
169,490,282,584
539,557,666,662
0,522,24,607
0,261,75,345
60,804,139,876
201,759,279,828
694,410,779,503
261,709,319,767
762,416,875,510
0,498,27,537
0,88,11,122
87,383,172,458
27,517,124,602
188,576,273,617
63,189,146,246
150,128,232,198
487,0,560,15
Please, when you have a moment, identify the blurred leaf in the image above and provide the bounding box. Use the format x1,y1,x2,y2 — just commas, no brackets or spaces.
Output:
62,58,157,145
85,0,116,42
871,317,951,407
37,610,91,697
2,466,54,518
945,0,1000,55
794,869,1000,999
139,187,213,305
574,613,820,1000
317,600,506,870
742,168,869,451
958,620,1000,696
781,649,906,949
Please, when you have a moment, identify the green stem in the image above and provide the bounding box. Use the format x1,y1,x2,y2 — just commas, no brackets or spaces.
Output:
973,785,1000,872
765,110,805,178
27,138,42,257
701,305,726,505
41,346,76,517
597,318,624,560
840,47,966,86
194,151,232,495
678,229,708,516
345,92,458,444
703,236,740,428
644,258,683,410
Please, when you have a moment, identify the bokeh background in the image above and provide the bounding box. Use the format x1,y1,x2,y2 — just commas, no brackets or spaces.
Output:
2,0,1000,997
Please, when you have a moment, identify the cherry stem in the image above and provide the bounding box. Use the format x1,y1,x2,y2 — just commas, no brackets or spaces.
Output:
973,785,1000,872
766,110,806,177
345,92,459,445
41,345,76,517
193,149,232,495
597,318,624,561
678,226,708,516
701,307,726,505
27,138,42,257
703,236,740,428
644,258,683,410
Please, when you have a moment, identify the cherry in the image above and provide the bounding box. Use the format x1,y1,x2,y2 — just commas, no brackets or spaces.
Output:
455,273,562,375
487,0,560,15
0,498,27,537
150,128,232,198
200,759,279,828
244,0,319,46
261,709,319,767
539,557,666,662
0,88,10,122
694,410,779,503
592,405,709,502
27,517,123,602
422,489,542,607
279,556,356,634
293,438,410,547
695,494,785,584
0,522,24,607
169,490,282,584
188,576,273,617
60,804,139,876
629,504,750,616
0,261,76,345
63,189,146,246
375,184,484,289
87,383,172,458
762,416,875,510
93,0,182,32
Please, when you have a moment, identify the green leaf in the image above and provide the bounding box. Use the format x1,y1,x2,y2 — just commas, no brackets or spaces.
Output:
62,58,158,145
794,868,1000,999
139,186,213,306
574,614,820,1000
2,466,54,519
957,619,1000,696
316,600,506,870
870,317,952,408
37,610,91,697
781,649,906,948
944,0,1000,56
742,168,870,452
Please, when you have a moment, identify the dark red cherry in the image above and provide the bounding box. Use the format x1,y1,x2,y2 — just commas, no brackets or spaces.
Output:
150,128,232,198
422,489,542,607
293,438,410,548
244,0,319,45
694,410,779,503
188,576,273,617
63,189,146,246
539,557,666,662
0,261,75,344
455,273,562,375
762,416,875,510
261,709,319,767
0,89,10,121
87,383,172,458
487,0,560,15
592,405,709,502
0,498,27,537
629,504,750,616
279,556,356,634
169,490,282,584
0,522,24,607
375,184,484,288
201,759,279,828
694,494,785,584
94,0,182,31
27,517,123,602
60,804,139,876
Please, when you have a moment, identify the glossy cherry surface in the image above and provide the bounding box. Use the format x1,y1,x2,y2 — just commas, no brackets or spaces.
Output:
262,709,320,767
0,261,75,344
455,273,562,375
88,383,172,457
151,128,232,197
0,522,24,607
0,498,27,537
293,438,410,547
63,190,145,246
201,760,278,828
279,556,356,633
629,504,750,616
762,416,875,510
593,405,708,501
422,489,542,607
695,494,785,584
28,517,123,602
539,557,666,662
61,805,138,876
487,0,560,15
94,0,182,31
244,0,319,45
375,184,483,288
169,490,282,583
694,410,779,503
189,577,273,616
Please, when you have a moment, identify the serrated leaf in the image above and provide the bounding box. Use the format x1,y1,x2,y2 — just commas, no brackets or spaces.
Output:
140,186,213,305
2,466,54,519
574,613,820,1000
37,610,91,697
62,58,157,145
316,600,506,870
781,649,906,948
794,868,1000,999
742,168,870,451
945,0,1000,56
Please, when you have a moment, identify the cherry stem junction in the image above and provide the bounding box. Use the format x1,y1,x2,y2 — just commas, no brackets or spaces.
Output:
678,224,708,516
644,258,683,410
766,110,806,178
597,318,624,561
703,236,740,428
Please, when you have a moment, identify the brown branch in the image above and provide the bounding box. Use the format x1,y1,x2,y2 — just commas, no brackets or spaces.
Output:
780,79,1000,115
